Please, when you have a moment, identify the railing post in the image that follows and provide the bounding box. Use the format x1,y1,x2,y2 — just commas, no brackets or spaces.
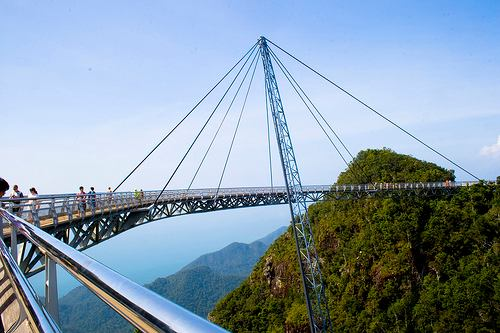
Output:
50,198,58,226
90,195,96,217
100,194,104,215
45,256,60,324
32,202,40,227
64,198,73,223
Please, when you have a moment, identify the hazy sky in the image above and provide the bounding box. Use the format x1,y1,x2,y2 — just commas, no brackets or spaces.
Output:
2,1,499,292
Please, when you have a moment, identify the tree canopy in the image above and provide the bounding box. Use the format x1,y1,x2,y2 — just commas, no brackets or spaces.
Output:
337,148,455,184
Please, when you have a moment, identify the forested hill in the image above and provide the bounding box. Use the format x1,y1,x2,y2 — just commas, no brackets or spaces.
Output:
210,148,499,332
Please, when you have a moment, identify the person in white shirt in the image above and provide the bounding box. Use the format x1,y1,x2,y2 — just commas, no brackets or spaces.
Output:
28,187,39,208
28,187,40,225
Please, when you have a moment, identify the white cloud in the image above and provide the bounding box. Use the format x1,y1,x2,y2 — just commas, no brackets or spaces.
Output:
480,136,500,157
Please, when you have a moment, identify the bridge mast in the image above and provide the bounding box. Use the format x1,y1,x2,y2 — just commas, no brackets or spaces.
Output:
259,37,332,332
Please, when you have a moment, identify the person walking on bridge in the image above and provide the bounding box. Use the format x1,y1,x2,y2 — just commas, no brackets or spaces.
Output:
9,185,24,216
88,186,97,215
28,187,40,226
76,186,87,218
106,186,114,209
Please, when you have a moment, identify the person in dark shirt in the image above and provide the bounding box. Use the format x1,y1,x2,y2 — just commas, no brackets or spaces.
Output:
9,185,24,214
88,186,97,214
0,177,9,211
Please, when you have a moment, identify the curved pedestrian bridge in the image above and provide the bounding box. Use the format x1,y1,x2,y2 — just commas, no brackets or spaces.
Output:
2,181,469,231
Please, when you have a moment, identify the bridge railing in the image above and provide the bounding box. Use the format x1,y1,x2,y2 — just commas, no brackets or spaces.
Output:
0,182,480,228
0,209,229,333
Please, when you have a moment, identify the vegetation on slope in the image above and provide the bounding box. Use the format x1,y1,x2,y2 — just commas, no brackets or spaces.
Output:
210,149,499,332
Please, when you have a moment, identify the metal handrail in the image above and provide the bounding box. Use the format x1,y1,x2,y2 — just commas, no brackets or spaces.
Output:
0,209,228,333
0,227,61,332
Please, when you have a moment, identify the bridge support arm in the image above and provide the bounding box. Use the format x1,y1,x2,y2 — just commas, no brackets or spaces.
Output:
259,36,332,332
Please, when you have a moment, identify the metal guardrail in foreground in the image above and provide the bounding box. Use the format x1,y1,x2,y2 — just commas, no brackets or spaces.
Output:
0,230,61,333
0,209,229,333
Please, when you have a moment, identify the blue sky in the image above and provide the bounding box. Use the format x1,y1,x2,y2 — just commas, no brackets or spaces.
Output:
2,1,499,292
1,1,499,194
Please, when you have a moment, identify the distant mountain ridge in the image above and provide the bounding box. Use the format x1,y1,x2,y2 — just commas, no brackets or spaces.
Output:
59,225,288,332
181,226,287,276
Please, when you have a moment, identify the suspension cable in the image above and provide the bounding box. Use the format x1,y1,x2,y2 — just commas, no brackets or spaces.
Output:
215,53,260,197
153,46,259,204
188,50,261,190
114,42,259,192
269,48,369,183
269,50,352,169
267,38,480,181
269,48,357,163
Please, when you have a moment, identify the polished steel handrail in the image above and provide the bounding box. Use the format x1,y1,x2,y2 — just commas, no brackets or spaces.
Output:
0,209,228,333
0,227,61,332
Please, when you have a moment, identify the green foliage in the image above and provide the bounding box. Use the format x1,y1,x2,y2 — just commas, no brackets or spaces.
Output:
210,149,499,332
337,148,455,184
210,229,309,332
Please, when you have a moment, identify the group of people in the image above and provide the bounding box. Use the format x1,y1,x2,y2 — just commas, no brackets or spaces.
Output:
134,189,145,202
1,179,146,221
76,186,104,218
75,186,120,218
0,178,40,219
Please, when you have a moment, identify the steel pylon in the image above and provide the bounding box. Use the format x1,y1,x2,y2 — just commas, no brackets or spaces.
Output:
258,36,332,332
